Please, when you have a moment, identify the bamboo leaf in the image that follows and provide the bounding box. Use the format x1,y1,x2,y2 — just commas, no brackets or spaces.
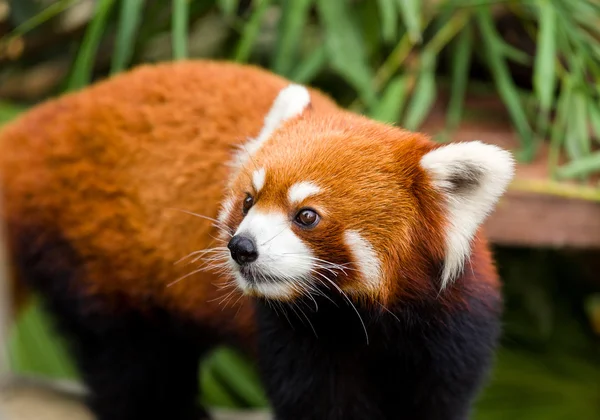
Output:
9,300,77,378
396,0,421,43
272,0,313,76
0,101,25,126
500,41,533,66
4,0,78,38
446,24,473,130
368,75,409,123
377,0,398,42
549,76,572,175
217,0,237,18
587,101,600,143
200,369,238,407
172,0,189,60
211,348,269,407
565,91,590,160
111,0,145,74
477,9,535,161
534,0,557,111
556,152,600,179
317,0,376,106
289,45,328,84
67,0,116,91
404,52,436,130
200,354,242,408
233,0,271,63
533,0,556,137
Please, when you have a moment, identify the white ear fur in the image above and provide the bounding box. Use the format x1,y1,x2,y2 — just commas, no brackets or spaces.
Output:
231,84,311,171
420,141,515,288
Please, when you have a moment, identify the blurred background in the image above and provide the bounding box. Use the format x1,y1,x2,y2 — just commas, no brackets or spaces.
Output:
0,0,599,419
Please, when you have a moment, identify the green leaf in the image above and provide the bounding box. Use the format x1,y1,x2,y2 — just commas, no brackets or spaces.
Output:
376,0,398,42
404,52,437,130
446,24,473,130
9,300,77,379
289,45,328,84
217,0,237,18
5,0,79,38
588,101,600,143
556,152,600,179
477,8,535,161
111,0,145,74
200,353,242,408
565,91,590,160
356,0,382,59
172,0,189,60
67,0,116,91
0,101,25,126
233,0,272,63
271,0,313,76
549,76,572,175
368,75,409,123
211,348,269,407
533,0,557,137
317,0,376,106
396,0,421,43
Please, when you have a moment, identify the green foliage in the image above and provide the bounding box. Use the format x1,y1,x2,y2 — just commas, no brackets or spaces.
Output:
67,0,117,91
0,101,25,125
172,0,190,60
111,0,145,73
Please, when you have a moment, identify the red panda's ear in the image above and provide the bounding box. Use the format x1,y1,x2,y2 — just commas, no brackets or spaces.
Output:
420,141,515,288
232,84,311,172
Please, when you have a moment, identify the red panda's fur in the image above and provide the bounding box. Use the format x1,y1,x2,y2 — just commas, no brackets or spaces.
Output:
0,60,504,420
0,61,338,352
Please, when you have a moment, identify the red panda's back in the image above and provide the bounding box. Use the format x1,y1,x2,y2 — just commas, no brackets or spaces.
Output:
0,60,338,345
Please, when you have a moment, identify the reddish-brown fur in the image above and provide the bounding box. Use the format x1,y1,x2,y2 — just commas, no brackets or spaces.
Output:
0,61,337,351
0,60,498,354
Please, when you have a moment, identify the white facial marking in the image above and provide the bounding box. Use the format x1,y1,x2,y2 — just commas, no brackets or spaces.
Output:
217,196,235,225
288,181,322,204
252,167,266,192
229,208,314,299
229,84,311,179
420,141,514,288
232,272,296,300
216,196,235,240
343,230,382,294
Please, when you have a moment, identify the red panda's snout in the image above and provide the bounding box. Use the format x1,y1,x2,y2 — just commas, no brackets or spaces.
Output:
217,83,515,305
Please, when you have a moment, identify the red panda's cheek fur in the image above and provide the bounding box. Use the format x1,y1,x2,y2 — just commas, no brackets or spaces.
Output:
293,220,354,290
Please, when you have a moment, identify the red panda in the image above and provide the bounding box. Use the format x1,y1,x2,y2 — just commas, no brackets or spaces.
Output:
0,60,514,420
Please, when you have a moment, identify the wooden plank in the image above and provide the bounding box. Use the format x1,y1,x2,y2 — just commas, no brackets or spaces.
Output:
485,190,600,248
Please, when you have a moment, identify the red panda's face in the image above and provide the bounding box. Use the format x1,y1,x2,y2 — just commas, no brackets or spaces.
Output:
217,85,514,305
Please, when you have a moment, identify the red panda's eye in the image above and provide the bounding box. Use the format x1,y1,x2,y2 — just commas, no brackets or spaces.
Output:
242,194,254,215
294,208,320,228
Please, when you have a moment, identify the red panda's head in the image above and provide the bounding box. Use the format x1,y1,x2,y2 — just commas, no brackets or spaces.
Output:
218,85,514,306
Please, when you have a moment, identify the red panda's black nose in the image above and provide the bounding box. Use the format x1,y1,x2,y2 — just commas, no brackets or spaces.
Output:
228,235,259,265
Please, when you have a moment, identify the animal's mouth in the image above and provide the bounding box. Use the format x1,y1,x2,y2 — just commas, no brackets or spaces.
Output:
238,265,281,285
231,263,301,300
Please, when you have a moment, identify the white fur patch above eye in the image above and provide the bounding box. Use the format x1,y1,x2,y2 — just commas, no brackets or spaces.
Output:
252,167,266,192
343,230,382,294
288,181,321,204
229,84,311,176
420,141,515,288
